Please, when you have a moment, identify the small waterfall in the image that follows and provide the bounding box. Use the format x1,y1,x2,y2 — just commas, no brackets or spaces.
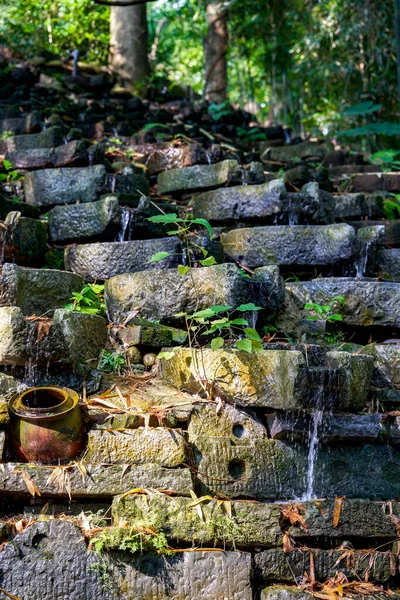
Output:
355,240,370,278
88,150,94,167
117,207,131,242
304,408,324,500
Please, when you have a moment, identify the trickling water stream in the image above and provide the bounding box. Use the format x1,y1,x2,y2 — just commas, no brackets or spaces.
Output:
355,240,371,278
304,408,324,500
117,207,131,241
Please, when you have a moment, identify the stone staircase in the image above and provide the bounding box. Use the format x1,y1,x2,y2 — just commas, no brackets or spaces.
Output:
0,60,399,599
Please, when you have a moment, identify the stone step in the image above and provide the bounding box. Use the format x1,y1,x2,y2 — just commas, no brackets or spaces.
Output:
64,237,181,281
194,181,335,224
266,412,383,443
192,435,400,500
158,159,264,194
286,278,400,328
1,125,64,152
374,248,400,280
0,198,40,221
48,195,119,243
0,462,192,498
332,192,384,220
0,211,47,265
0,111,41,135
112,493,282,547
255,548,394,585
126,141,219,175
24,164,107,207
6,139,87,170
0,520,252,600
160,348,373,411
267,140,333,162
0,263,83,315
221,224,356,268
351,219,400,247
85,428,186,467
104,263,283,324
0,306,106,367
341,172,400,193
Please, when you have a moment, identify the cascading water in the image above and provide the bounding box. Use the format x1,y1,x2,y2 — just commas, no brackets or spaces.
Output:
117,207,131,242
355,240,370,278
304,407,324,500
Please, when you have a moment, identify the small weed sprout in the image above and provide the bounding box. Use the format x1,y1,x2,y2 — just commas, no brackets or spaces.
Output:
304,295,345,323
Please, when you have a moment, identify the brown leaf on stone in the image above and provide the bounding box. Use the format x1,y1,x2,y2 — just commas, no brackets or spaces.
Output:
333,496,345,528
282,532,295,553
280,502,308,532
0,587,23,600
25,315,52,343
19,469,41,498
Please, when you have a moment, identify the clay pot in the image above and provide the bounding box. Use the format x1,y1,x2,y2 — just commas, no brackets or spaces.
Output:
9,386,85,463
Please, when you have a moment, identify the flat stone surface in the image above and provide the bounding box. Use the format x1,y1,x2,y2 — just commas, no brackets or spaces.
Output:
0,111,41,135
374,248,400,280
287,499,399,540
255,548,394,584
267,412,382,443
48,195,119,243
64,237,181,281
191,436,400,500
194,181,335,224
85,428,186,467
351,219,400,247
6,139,87,169
286,278,400,328
158,159,239,193
160,348,305,409
187,402,267,441
325,351,374,411
1,211,47,265
268,141,333,162
53,309,107,364
362,343,400,389
3,126,64,151
131,141,213,175
0,263,83,315
105,263,274,324
0,462,192,498
112,493,282,546
347,172,400,193
221,224,356,268
24,164,106,207
105,166,149,204
114,317,187,347
332,192,383,219
0,306,28,365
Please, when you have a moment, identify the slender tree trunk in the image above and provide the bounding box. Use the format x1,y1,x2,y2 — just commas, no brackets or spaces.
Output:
204,0,228,104
395,0,400,110
109,3,149,95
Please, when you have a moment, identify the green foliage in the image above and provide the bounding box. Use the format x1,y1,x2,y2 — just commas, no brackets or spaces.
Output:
64,283,106,316
147,213,213,267
208,101,232,121
324,331,345,344
0,131,14,141
42,249,64,270
304,295,345,323
370,150,400,171
342,101,382,116
383,195,400,220
337,122,400,138
0,158,20,183
90,527,170,556
98,350,126,374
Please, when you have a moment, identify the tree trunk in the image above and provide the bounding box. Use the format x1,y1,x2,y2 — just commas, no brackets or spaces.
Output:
204,0,228,104
395,0,400,110
109,3,149,95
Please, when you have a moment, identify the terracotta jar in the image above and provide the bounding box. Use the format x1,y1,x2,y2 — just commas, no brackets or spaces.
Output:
9,386,85,463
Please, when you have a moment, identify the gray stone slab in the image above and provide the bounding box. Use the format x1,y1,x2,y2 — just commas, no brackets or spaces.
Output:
286,278,400,328
64,236,181,281
1,211,47,265
0,263,83,315
24,164,106,207
221,224,356,268
48,195,119,243
6,139,87,170
158,159,239,194
85,428,186,467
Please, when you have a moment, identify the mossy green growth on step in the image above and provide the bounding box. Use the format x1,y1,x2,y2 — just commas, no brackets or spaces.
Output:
112,493,282,547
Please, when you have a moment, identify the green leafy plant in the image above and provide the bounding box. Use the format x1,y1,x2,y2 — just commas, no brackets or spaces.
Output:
98,350,126,374
304,296,345,322
236,126,267,140
0,130,14,141
64,283,106,316
369,150,400,171
147,212,215,269
324,331,345,344
42,249,64,270
382,194,400,220
0,158,20,182
90,527,170,555
208,101,232,121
